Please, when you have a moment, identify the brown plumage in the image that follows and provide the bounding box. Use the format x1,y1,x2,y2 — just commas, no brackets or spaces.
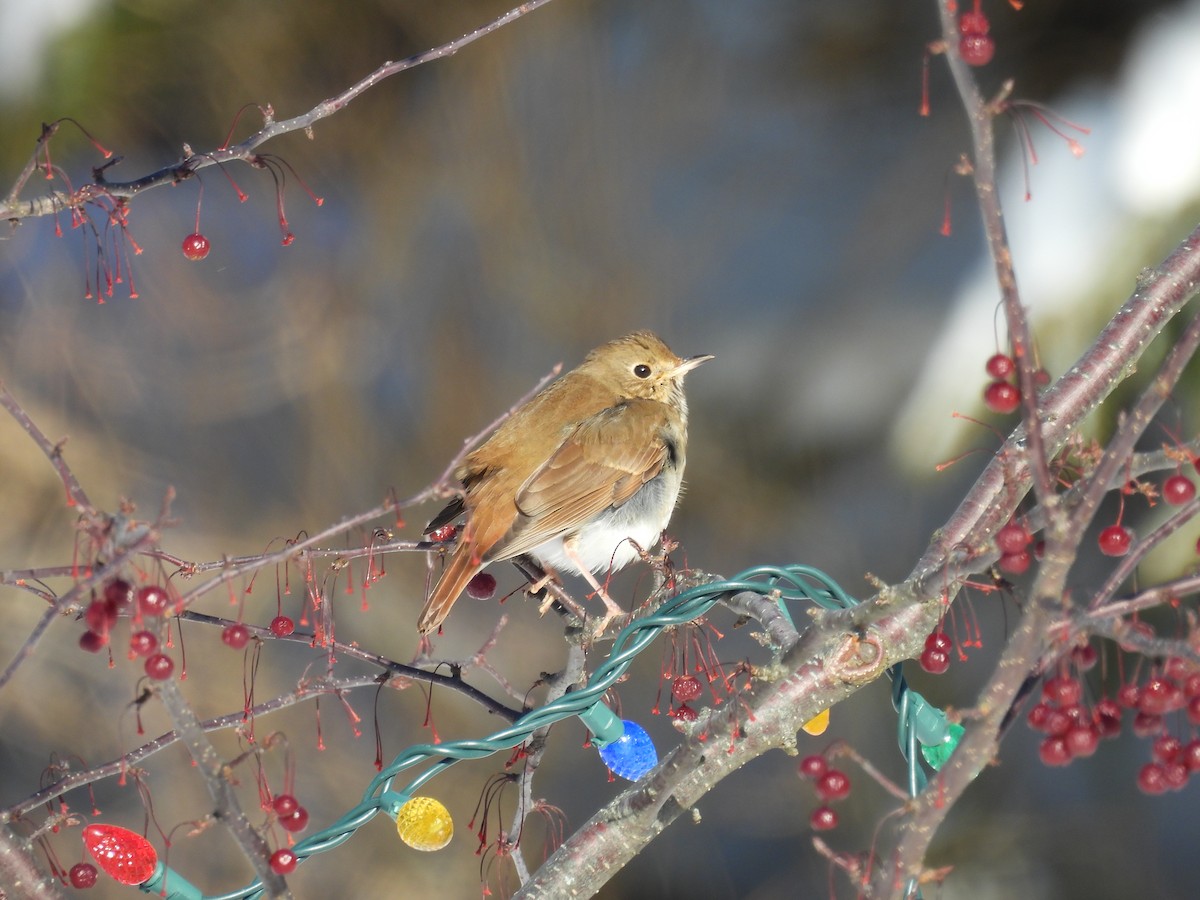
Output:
417,331,711,634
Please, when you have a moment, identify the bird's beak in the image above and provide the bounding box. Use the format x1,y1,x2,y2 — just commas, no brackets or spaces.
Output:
671,353,714,377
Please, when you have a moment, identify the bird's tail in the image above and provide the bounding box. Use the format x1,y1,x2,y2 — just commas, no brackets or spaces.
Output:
417,539,482,634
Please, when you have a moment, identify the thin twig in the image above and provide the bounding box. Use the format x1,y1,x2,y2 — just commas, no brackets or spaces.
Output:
0,382,93,513
0,1,559,226
154,677,288,896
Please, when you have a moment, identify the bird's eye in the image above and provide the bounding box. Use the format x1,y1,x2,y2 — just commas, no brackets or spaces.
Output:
633,363,652,378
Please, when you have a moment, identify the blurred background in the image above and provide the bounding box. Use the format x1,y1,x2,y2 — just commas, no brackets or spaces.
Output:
2,1,1199,897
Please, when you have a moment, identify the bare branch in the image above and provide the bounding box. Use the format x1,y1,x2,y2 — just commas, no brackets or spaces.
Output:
0,1,559,227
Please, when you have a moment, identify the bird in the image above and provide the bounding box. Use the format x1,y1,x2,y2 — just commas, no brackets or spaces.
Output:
417,331,712,634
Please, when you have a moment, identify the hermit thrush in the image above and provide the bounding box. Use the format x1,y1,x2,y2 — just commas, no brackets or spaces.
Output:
417,331,711,634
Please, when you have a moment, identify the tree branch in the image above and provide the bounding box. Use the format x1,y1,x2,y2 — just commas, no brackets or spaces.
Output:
0,1,559,228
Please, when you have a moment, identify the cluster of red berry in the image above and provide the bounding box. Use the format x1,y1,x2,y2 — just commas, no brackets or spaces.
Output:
70,576,314,889
1096,463,1197,558
268,793,309,873
668,673,704,722
920,630,954,674
1026,666,1105,767
981,352,1021,414
78,579,175,680
221,614,295,649
81,576,304,670
995,518,1033,574
797,754,852,832
980,353,1198,560
1027,649,1200,793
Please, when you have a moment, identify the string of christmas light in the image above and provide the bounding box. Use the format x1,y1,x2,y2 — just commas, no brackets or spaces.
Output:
79,565,958,898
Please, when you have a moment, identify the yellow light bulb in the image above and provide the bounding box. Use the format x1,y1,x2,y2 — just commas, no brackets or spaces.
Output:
396,797,453,851
801,708,830,736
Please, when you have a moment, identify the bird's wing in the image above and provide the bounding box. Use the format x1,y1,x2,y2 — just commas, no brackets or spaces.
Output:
490,399,671,561
424,495,466,533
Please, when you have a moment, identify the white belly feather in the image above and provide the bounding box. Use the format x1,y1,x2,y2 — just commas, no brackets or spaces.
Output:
528,469,681,575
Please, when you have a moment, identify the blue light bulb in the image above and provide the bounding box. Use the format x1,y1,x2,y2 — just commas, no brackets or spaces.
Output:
598,720,657,780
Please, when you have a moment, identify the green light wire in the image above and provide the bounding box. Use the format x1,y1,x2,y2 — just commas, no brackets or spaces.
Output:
156,565,955,900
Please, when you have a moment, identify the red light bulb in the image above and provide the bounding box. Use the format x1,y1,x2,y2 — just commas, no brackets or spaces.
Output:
81,824,158,885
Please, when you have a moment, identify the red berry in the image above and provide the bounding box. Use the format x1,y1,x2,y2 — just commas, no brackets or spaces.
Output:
1097,524,1131,557
68,862,98,888
959,33,995,66
1027,702,1052,732
1152,735,1182,765
815,769,851,801
1132,711,1163,738
1043,708,1072,738
465,573,497,600
1064,724,1099,758
278,806,309,833
810,806,839,831
272,794,299,817
1186,673,1200,698
1138,677,1182,715
1162,474,1196,505
671,675,703,703
1163,762,1189,791
79,630,108,653
270,615,295,637
1182,740,1200,772
984,352,1013,379
1071,643,1098,671
182,232,210,260
998,550,1031,575
1038,736,1071,767
137,585,171,617
129,630,158,657
983,380,1020,413
1093,698,1122,738
85,599,117,634
798,755,827,780
144,653,174,680
958,10,990,35
1188,695,1200,727
1061,703,1088,726
1042,675,1082,707
924,631,952,653
428,524,457,542
104,578,134,610
672,703,697,722
1137,762,1168,794
222,624,251,649
1116,683,1140,709
920,647,950,674
269,848,298,874
1165,656,1191,681
996,521,1031,555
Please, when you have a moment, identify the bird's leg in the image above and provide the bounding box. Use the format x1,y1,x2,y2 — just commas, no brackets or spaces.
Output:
527,565,564,616
562,537,627,634
512,557,585,620
533,573,563,617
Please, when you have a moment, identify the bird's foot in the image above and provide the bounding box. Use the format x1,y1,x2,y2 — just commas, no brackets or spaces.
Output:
587,591,630,637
